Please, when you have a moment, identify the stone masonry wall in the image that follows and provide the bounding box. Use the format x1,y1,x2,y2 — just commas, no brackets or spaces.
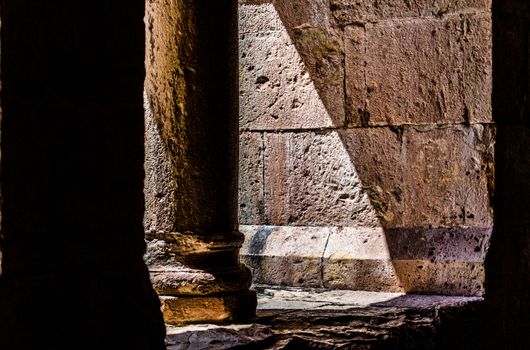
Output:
238,0,494,295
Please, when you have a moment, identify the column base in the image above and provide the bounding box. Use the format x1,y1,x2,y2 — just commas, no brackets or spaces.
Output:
160,290,257,325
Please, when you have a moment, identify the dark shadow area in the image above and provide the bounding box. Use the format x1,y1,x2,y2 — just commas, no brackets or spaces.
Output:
0,1,166,348
485,0,530,348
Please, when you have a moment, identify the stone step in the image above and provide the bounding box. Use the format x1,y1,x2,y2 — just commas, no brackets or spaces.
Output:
166,287,484,349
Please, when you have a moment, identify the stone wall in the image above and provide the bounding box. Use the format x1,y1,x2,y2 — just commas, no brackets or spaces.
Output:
238,0,494,295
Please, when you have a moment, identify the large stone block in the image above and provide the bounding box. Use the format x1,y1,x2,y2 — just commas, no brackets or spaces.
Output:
344,13,493,126
322,227,403,292
402,125,494,227
330,0,490,24
239,132,266,225
240,225,329,287
359,16,468,125
239,30,334,130
392,260,485,296
239,2,345,130
241,225,489,295
263,131,380,227
385,227,491,262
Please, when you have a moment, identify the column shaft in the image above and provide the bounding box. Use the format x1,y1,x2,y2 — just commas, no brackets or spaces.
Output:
144,0,256,324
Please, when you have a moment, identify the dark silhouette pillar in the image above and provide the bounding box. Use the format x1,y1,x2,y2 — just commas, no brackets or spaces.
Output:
144,0,257,324
0,1,166,348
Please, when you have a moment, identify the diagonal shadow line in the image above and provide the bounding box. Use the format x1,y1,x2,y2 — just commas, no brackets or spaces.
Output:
240,0,492,296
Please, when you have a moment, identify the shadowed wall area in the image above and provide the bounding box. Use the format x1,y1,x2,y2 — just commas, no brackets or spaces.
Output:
485,0,530,348
0,1,165,348
238,0,494,296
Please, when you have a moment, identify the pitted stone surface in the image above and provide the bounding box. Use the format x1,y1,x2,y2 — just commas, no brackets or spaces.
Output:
165,288,484,349
240,225,491,295
330,0,491,24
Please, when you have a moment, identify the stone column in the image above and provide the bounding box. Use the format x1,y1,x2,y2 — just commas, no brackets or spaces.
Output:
0,1,166,348
144,0,257,324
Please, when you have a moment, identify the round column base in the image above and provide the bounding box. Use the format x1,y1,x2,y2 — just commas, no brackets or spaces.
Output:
160,290,257,325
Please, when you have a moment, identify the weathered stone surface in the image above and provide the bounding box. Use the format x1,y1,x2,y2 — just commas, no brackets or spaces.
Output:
257,290,484,350
160,291,257,325
166,324,274,350
324,258,404,292
463,12,493,123
240,225,329,287
145,0,256,325
239,3,283,34
321,227,403,292
233,0,496,298
150,266,253,296
339,128,404,227
241,225,491,295
243,128,405,226
323,227,392,261
239,132,265,225
393,260,485,296
256,288,404,310
331,0,491,24
362,16,465,125
402,125,494,227
239,30,333,130
385,227,491,262
262,134,291,225
273,0,346,125
164,289,485,349
144,93,178,233
344,13,492,126
239,2,345,130
263,131,380,226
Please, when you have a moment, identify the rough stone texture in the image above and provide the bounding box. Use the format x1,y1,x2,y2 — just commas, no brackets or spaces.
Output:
346,14,492,126
144,0,256,324
262,131,380,227
241,225,491,295
331,0,491,24
385,227,491,261
239,30,333,130
164,288,486,349
239,2,344,130
241,126,494,228
402,125,494,227
261,133,291,225
344,25,368,126
256,288,405,310
239,132,265,225
240,225,329,287
393,260,485,295
166,324,274,350
339,127,405,228
324,259,404,292
161,292,257,326
463,12,493,123
144,92,178,233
